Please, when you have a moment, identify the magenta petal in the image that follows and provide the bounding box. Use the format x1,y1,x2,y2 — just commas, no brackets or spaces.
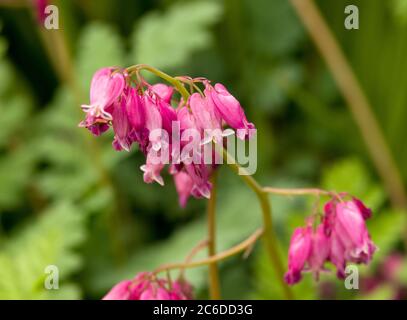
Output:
189,93,221,133
102,280,133,300
151,83,174,103
285,226,312,285
173,171,194,207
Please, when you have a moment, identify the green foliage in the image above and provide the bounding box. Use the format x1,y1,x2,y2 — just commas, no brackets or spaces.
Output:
367,209,406,264
131,0,222,70
0,202,85,299
76,22,126,90
322,158,385,210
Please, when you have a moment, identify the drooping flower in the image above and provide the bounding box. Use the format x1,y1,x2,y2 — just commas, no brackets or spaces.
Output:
79,67,257,208
102,272,193,300
189,92,223,144
140,149,165,186
333,200,377,264
102,280,135,300
80,68,125,136
173,171,195,207
285,226,312,285
207,83,255,140
151,83,174,104
308,224,330,280
285,196,377,285
112,97,131,151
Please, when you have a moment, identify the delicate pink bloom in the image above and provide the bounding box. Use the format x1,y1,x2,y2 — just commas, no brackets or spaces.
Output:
334,201,377,264
103,273,193,300
189,93,222,144
329,230,347,278
284,226,312,285
151,83,174,104
157,100,177,135
184,164,212,199
79,115,110,136
102,280,134,300
139,287,171,300
173,171,194,207
126,88,145,131
80,68,125,135
140,150,165,186
207,83,255,140
177,107,196,132
308,224,330,280
112,99,131,151
170,279,194,300
321,198,377,278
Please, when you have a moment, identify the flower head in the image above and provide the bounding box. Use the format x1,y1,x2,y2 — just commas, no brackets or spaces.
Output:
80,68,125,135
285,196,377,285
285,226,312,285
79,67,256,208
102,272,193,300
207,83,255,140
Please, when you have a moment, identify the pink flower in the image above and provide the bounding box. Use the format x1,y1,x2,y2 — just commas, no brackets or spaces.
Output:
170,279,194,300
80,68,125,135
102,280,134,300
102,273,193,300
140,149,165,186
189,93,222,144
173,171,194,207
126,88,145,131
151,83,174,104
333,200,376,264
207,83,255,140
285,197,376,285
308,224,330,280
184,164,212,199
112,98,131,152
285,226,312,285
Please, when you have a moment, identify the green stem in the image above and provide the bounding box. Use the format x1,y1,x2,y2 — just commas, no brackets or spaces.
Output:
207,172,221,299
154,229,263,274
128,64,190,102
222,148,294,300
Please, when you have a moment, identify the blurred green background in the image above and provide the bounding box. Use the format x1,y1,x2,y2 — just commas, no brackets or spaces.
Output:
0,0,407,299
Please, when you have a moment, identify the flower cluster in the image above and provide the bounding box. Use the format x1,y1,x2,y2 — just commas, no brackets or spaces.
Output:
79,67,255,207
285,196,377,285
103,272,193,300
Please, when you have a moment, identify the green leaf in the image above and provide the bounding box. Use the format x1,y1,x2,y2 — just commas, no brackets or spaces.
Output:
322,158,385,211
0,202,86,299
76,22,126,91
131,0,222,70
0,147,36,209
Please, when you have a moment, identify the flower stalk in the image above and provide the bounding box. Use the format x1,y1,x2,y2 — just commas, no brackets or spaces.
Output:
154,228,264,274
222,147,294,300
207,172,221,299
